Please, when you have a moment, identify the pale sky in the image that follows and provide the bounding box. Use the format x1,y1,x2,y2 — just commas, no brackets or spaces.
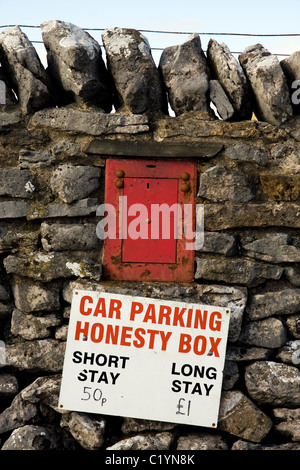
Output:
1,0,300,65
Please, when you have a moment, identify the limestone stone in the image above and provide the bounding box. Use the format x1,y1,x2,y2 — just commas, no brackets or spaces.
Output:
209,80,234,120
0,26,51,113
0,373,18,398
285,266,300,287
4,339,65,373
243,233,300,263
269,143,300,174
245,361,300,407
239,318,287,349
10,309,61,340
203,202,300,231
195,257,283,286
41,20,111,110
286,315,300,339
0,394,37,434
276,340,300,365
200,232,238,256
30,107,149,135
176,432,228,450
246,288,300,320
50,165,101,204
281,51,300,114
224,142,268,165
159,34,210,116
207,39,253,120
1,425,77,450
0,169,35,198
41,222,99,251
4,251,102,282
226,346,273,362
60,412,106,450
20,374,62,410
239,44,293,126
0,201,29,219
198,165,254,203
121,418,176,435
102,27,167,114
11,277,60,312
106,432,172,450
28,198,98,219
19,148,55,168
217,390,272,442
260,173,300,200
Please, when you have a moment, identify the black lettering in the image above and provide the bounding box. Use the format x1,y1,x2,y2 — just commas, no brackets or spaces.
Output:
171,380,181,392
72,350,82,363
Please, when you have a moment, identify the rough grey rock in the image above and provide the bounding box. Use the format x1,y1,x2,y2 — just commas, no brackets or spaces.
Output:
0,374,18,398
281,51,300,113
4,339,65,373
269,144,300,174
10,309,61,340
195,257,283,286
60,412,106,450
1,425,77,450
224,142,268,165
200,232,238,256
207,39,253,120
243,233,300,263
0,26,51,113
28,198,98,220
223,360,239,390
272,408,300,442
106,432,173,450
121,418,176,435
239,44,293,126
245,361,300,407
12,277,61,313
102,27,167,114
0,169,35,198
204,202,300,231
0,201,29,219
41,20,111,110
50,165,101,204
0,394,38,434
239,318,287,349
246,288,300,321
41,222,99,251
176,432,228,450
159,34,210,116
19,148,55,168
286,314,300,339
30,107,149,135
19,374,61,410
226,346,273,362
218,390,272,442
4,251,102,282
277,340,300,365
198,165,254,202
209,80,234,120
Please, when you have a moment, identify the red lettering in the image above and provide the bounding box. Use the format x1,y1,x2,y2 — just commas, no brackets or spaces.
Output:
178,333,192,353
75,321,89,340
194,310,208,329
108,299,122,319
120,326,132,346
79,296,93,316
130,301,143,321
209,311,222,331
133,328,146,348
93,297,106,317
158,305,172,325
193,335,207,355
90,323,104,343
172,307,185,327
209,337,221,357
144,304,156,323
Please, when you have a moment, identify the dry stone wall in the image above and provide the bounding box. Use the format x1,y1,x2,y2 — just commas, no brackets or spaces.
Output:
0,20,299,451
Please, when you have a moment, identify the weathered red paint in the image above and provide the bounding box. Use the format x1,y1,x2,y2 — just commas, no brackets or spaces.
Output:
102,158,197,282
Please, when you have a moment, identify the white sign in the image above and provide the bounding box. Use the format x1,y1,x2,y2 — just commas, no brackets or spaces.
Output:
58,290,230,428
